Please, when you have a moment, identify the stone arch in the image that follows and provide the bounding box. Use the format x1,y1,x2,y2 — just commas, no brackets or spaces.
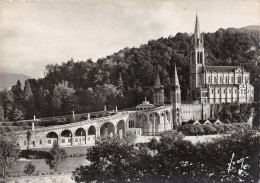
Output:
75,128,86,136
100,122,115,137
46,132,58,146
87,125,96,143
75,128,86,144
88,126,96,135
46,132,58,138
117,120,125,139
61,129,72,145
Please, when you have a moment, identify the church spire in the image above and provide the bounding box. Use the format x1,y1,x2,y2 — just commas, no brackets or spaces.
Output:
172,63,180,88
194,13,203,48
194,13,200,39
154,73,161,88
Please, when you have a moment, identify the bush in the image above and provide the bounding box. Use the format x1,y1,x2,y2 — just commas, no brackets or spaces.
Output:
23,162,36,176
211,123,225,133
20,150,50,159
179,123,252,135
202,124,217,134
148,137,159,150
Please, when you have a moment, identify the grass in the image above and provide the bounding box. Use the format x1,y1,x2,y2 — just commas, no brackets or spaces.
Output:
16,156,90,174
30,145,91,156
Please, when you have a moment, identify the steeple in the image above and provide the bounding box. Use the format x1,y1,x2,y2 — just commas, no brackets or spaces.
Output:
154,73,161,88
172,64,180,88
194,13,203,48
153,73,164,106
194,14,201,40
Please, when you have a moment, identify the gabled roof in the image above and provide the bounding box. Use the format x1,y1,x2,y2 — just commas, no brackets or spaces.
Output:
205,66,242,72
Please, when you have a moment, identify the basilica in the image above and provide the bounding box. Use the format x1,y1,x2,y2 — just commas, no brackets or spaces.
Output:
187,15,254,104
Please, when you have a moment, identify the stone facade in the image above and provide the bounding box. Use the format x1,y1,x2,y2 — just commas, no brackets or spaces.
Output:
187,15,254,104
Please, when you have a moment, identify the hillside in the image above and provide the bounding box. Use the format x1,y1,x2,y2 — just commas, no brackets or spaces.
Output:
240,25,260,35
0,27,259,121
0,73,33,90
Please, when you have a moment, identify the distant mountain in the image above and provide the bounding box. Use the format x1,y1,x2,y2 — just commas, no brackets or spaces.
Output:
240,25,260,35
0,73,33,90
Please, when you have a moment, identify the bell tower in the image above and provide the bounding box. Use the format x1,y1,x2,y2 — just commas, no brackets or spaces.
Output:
190,14,205,90
170,64,182,128
153,73,164,106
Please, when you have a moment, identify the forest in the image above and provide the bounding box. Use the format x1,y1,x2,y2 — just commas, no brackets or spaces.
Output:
0,27,259,121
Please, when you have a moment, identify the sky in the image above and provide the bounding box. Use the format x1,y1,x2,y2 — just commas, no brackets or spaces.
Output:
0,0,259,78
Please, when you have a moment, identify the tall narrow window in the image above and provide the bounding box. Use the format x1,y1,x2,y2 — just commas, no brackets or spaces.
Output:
219,77,223,84
197,52,200,63
226,76,228,83
238,76,242,84
200,52,203,64
214,76,217,84
231,77,234,83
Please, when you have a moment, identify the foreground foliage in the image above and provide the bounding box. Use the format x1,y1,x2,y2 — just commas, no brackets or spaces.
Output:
45,142,67,171
73,130,260,183
23,162,36,176
0,129,20,181
178,123,251,136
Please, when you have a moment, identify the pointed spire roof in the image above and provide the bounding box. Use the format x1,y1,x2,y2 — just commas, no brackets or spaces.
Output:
154,73,162,88
172,64,180,87
194,13,201,39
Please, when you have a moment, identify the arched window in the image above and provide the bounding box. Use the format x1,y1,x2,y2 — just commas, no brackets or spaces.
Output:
197,52,200,63
200,52,203,63
220,77,223,84
214,76,217,84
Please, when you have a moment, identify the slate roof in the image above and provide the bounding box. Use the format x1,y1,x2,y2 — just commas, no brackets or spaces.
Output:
205,66,242,72
209,84,238,87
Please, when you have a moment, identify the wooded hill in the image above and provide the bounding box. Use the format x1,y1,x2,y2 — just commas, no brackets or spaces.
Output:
0,27,259,121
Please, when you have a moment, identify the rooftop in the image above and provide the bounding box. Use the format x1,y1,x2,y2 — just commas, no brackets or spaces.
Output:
205,66,243,72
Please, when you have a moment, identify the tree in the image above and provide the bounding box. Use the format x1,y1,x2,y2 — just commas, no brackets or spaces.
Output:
0,105,4,121
11,80,23,106
2,89,14,121
51,81,75,115
73,137,139,183
0,129,21,180
116,72,124,96
24,80,34,117
38,87,50,117
12,108,24,121
46,141,67,171
23,162,36,176
26,130,32,150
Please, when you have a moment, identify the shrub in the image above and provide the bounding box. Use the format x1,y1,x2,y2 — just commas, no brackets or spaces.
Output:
23,162,36,176
202,124,217,134
222,123,234,132
211,123,225,133
148,137,159,150
20,150,50,159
